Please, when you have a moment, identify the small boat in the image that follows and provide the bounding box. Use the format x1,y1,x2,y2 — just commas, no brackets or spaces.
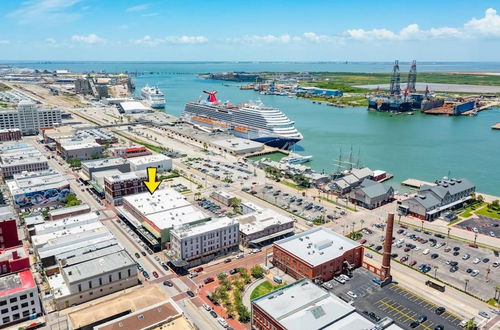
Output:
280,153,313,165
407,111,414,115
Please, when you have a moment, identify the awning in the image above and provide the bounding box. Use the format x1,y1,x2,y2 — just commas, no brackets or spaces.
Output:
427,196,471,215
249,227,295,245
170,259,188,268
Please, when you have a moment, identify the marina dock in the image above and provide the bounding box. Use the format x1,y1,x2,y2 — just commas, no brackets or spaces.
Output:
491,122,500,130
401,178,435,189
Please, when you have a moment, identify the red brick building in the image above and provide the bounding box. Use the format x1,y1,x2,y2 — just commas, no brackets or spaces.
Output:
0,218,19,249
0,129,21,142
0,246,30,275
272,227,363,282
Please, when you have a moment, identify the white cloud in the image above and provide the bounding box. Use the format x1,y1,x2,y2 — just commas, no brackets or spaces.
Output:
465,8,500,37
8,0,82,24
227,34,299,44
126,3,149,12
71,34,106,44
131,35,208,46
141,12,159,17
0,40,10,45
303,32,337,43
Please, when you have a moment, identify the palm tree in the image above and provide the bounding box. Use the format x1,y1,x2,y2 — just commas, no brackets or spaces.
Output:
447,227,451,238
421,220,424,230
360,219,365,231
230,198,241,213
351,221,356,238
464,279,469,292
194,192,201,201
434,265,439,279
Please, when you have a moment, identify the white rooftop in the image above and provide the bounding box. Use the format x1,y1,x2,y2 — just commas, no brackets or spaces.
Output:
32,221,107,249
34,212,99,236
237,209,294,235
82,157,129,169
120,101,149,111
48,204,90,217
104,170,147,184
123,189,208,230
7,169,69,195
62,141,101,151
211,138,263,151
274,227,360,267
212,190,236,199
91,169,122,185
172,217,236,239
253,279,356,330
38,235,116,261
127,154,171,165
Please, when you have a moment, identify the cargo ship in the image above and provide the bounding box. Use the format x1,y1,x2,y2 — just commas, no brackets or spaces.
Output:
182,91,303,149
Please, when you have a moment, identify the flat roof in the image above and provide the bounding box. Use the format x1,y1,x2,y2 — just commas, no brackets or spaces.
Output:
34,212,99,235
91,169,123,183
172,217,236,239
120,101,149,111
38,235,116,260
62,141,101,150
0,245,27,262
62,250,135,284
33,223,109,249
0,206,16,221
82,157,129,169
48,203,90,217
212,190,236,199
24,214,45,226
63,244,124,267
274,227,360,267
211,138,264,151
0,270,36,297
104,170,147,183
0,147,47,166
127,154,171,165
253,279,355,330
323,312,375,329
237,209,294,235
8,169,69,195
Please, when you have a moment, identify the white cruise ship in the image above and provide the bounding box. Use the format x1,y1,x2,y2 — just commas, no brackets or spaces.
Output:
182,91,303,149
140,85,165,109
281,153,312,165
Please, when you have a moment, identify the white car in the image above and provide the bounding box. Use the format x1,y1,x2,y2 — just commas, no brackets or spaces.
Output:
188,272,198,278
346,291,357,299
334,276,346,284
217,317,228,328
493,261,499,268
462,254,470,260
472,258,481,264
340,274,350,281
473,227,478,233
423,249,430,255
203,304,211,311
490,231,496,237
471,269,480,277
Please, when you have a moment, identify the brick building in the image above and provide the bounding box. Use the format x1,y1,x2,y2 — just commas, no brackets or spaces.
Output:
272,227,363,282
0,129,21,142
0,218,19,249
104,170,148,205
0,246,30,275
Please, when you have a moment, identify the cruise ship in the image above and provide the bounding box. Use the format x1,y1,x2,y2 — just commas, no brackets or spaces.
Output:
182,91,303,149
280,153,312,165
140,85,165,109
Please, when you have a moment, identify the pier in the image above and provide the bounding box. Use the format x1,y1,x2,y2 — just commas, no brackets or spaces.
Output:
401,178,435,189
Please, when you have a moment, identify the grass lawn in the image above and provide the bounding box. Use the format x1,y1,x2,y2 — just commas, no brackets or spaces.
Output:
319,196,357,212
459,202,487,218
475,206,500,219
250,281,287,300
281,180,305,191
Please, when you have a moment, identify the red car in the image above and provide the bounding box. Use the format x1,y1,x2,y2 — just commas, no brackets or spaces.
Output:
250,190,257,195
359,239,367,244
409,260,417,266
204,277,215,284
195,267,204,273
468,244,478,249
400,225,408,229
152,271,159,278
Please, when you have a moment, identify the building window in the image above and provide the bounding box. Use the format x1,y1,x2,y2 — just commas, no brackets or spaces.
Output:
32,308,36,314
20,294,27,300
0,300,5,306
30,301,35,305
128,269,131,277
109,274,112,282
1,308,7,314
89,281,92,289
118,272,122,280
21,302,28,308
22,310,30,317
78,284,82,292
11,305,19,311
2,317,9,323
9,297,17,303
12,313,20,320
99,278,102,286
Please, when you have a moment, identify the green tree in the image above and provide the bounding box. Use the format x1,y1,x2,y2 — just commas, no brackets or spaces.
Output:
251,265,265,279
64,193,81,207
217,272,228,281
230,198,242,213
491,200,499,209
477,195,484,202
237,304,251,323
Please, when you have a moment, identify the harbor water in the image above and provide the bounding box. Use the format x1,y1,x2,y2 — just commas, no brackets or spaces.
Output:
8,61,500,195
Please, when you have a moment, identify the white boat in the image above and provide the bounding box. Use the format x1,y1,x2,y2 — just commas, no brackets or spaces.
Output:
281,153,313,165
141,85,165,109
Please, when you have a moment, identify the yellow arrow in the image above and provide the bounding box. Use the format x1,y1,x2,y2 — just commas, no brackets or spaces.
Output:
143,167,161,194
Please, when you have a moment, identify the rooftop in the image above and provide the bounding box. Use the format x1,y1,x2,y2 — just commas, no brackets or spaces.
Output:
0,270,36,297
82,157,129,169
62,244,124,267
127,154,171,165
237,209,294,235
33,222,110,250
24,213,45,226
38,235,116,261
274,227,360,267
211,138,264,152
104,170,147,184
34,212,99,236
0,245,28,262
171,217,236,239
253,279,355,330
8,169,69,195
61,141,101,151
48,203,90,217
120,101,149,112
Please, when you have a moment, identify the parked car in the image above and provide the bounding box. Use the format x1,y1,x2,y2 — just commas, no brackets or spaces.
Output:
210,310,218,318
163,280,173,287
224,258,232,263
204,277,215,284
194,267,204,272
435,307,446,315
479,311,490,319
152,271,159,278
346,291,357,299
186,290,195,297
188,272,198,278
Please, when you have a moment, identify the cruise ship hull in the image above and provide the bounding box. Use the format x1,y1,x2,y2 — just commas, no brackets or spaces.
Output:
251,136,301,149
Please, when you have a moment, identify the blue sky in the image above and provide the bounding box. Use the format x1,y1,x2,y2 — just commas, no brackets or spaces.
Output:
1,0,500,61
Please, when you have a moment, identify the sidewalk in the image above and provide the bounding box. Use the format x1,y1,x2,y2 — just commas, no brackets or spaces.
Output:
242,278,266,309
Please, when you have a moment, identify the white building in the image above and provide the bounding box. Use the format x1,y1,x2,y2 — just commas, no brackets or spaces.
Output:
0,270,42,327
128,154,172,172
81,157,130,180
210,190,237,206
236,208,295,247
0,143,48,178
170,217,240,267
119,189,208,248
48,249,137,310
0,100,62,135
59,138,103,160
119,101,150,114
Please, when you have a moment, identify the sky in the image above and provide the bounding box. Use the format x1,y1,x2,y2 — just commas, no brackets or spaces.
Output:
1,0,500,61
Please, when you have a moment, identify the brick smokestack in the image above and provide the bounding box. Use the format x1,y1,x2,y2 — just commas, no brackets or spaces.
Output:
380,213,394,282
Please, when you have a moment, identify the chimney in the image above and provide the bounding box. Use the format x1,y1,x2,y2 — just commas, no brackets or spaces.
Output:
12,251,19,259
380,213,394,282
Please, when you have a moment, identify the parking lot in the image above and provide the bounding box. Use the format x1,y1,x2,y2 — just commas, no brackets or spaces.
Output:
185,157,254,187
362,223,499,300
456,215,499,237
326,268,464,330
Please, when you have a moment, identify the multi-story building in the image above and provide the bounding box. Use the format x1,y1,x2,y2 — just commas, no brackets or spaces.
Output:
7,169,70,209
0,216,19,249
108,145,152,159
0,129,21,141
210,190,237,206
0,100,62,135
170,217,239,267
48,249,137,310
0,143,49,179
118,189,208,248
0,245,30,275
81,157,130,181
127,154,172,172
272,227,363,282
104,170,148,205
236,207,295,247
0,270,42,328
251,278,375,330
348,179,394,210
59,138,103,160
398,178,475,221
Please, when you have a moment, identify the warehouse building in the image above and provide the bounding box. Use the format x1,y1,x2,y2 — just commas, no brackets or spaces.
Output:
251,278,374,330
170,217,239,267
128,154,172,172
59,138,103,160
81,157,130,181
272,227,363,282
118,101,150,114
48,204,91,221
0,143,49,179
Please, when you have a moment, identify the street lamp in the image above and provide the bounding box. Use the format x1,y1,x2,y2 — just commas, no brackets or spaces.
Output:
474,232,478,245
